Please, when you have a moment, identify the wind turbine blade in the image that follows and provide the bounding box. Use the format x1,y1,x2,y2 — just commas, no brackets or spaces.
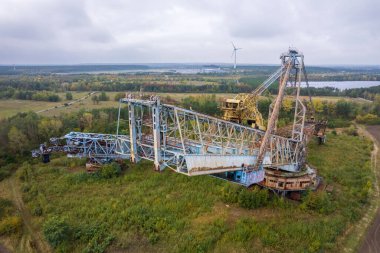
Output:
231,41,236,49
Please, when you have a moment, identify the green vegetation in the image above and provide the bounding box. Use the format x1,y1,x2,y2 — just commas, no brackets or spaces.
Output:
0,108,128,183
222,184,269,209
15,131,373,252
1,72,380,101
98,92,109,101
91,92,110,105
43,216,71,248
0,198,22,236
0,70,378,252
65,92,73,100
114,92,126,101
0,89,61,102
181,94,221,115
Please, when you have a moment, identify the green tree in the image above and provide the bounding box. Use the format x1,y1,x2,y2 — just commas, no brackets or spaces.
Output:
336,100,354,118
98,92,109,101
92,95,99,105
373,95,380,117
8,126,27,154
38,118,63,138
80,113,94,131
65,92,73,100
114,92,126,101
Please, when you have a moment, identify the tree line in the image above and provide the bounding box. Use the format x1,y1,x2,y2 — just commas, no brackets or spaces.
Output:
1,74,380,101
0,88,61,102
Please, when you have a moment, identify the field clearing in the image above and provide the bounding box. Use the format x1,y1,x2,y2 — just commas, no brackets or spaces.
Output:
0,92,371,119
5,133,374,252
0,100,61,119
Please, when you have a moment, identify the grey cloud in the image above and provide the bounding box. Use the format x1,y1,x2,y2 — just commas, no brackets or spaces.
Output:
0,0,379,64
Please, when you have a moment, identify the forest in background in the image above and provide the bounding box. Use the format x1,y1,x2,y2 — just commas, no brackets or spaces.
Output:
0,69,380,102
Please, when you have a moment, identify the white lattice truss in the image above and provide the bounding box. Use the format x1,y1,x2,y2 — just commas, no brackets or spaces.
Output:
114,95,305,176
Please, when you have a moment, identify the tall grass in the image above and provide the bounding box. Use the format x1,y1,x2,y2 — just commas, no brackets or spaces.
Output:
19,133,374,252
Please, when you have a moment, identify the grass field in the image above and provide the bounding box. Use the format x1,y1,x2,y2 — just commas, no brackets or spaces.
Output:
2,132,372,252
0,91,370,120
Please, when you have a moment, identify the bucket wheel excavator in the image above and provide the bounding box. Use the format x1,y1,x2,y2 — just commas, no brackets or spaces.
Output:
33,48,325,195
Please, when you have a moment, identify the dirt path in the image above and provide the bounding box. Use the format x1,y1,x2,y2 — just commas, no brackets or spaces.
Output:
35,91,97,114
8,176,51,253
359,125,380,253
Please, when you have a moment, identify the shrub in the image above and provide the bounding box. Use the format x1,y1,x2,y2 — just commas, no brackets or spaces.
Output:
221,184,242,203
98,162,121,179
327,118,351,128
66,172,92,184
31,91,61,102
114,92,126,101
0,166,12,181
343,126,358,136
356,113,380,125
50,157,86,167
43,216,71,248
0,216,22,235
221,185,269,209
65,92,73,100
237,187,269,209
0,198,13,218
300,191,335,214
31,203,43,216
0,163,16,181
74,223,114,253
98,92,109,101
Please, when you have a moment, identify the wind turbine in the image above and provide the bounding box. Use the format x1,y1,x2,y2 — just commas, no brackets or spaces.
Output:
231,42,242,69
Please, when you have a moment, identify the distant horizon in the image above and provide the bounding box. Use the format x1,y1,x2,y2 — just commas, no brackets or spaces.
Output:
1,63,380,68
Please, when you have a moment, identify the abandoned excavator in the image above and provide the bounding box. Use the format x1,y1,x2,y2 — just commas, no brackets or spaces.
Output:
32,48,327,195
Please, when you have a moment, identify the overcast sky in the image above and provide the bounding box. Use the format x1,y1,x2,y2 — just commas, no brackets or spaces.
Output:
0,0,379,65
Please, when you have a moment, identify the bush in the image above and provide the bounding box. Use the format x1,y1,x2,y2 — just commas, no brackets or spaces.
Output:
31,203,43,216
0,166,12,181
238,187,269,209
66,92,73,100
98,162,121,179
343,126,358,136
300,191,335,214
31,91,61,102
0,198,13,218
0,216,22,235
356,113,380,125
43,216,71,248
221,185,269,209
98,92,109,101
50,157,86,167
327,118,351,128
221,184,242,203
114,92,126,101
74,223,114,253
